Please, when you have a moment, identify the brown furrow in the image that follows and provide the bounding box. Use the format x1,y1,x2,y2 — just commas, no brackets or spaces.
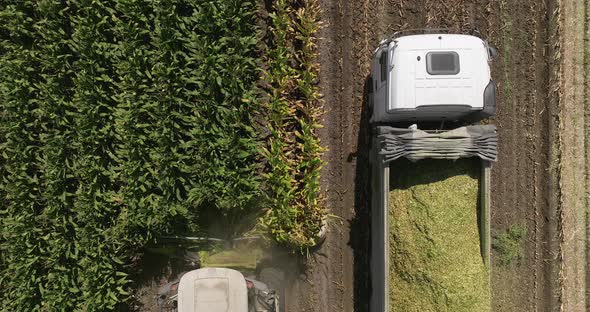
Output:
585,0,590,307
529,0,540,309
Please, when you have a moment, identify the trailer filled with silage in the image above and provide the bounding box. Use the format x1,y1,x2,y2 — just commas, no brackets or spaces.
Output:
370,126,497,312
388,159,490,312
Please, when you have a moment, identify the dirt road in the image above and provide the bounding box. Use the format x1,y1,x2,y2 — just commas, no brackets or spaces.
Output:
283,0,564,311
560,0,589,310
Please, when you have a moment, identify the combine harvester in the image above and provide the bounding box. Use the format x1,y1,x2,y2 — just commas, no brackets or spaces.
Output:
369,29,499,311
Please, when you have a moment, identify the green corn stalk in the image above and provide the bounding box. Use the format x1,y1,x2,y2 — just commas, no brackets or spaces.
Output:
261,0,325,252
0,0,263,309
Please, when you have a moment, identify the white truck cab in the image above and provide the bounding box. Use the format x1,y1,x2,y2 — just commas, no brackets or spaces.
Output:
370,32,497,123
368,30,499,312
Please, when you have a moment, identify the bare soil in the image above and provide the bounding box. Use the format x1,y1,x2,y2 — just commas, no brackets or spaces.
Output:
285,0,564,311
560,0,589,310
586,1,590,308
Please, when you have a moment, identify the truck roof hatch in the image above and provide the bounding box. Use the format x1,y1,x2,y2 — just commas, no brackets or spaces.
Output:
389,34,490,113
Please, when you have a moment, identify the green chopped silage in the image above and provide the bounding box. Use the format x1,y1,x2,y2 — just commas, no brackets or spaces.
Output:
388,159,490,312
199,244,263,276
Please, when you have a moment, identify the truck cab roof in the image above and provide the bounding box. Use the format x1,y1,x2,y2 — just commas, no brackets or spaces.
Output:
371,33,496,123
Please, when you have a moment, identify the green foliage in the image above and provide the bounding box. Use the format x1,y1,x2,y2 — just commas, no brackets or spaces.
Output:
493,224,527,266
0,0,261,310
260,0,325,251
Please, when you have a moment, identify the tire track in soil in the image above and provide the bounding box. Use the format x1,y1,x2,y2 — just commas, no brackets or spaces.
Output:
585,1,590,308
492,0,535,310
559,0,588,310
289,0,559,311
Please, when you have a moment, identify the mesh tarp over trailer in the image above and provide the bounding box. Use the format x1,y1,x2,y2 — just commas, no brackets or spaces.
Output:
370,125,498,312
376,125,498,162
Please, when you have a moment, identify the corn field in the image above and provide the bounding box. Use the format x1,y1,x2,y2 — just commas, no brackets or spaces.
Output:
0,0,263,310
260,0,325,250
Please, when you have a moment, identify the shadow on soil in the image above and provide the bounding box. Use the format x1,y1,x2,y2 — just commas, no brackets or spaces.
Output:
349,76,373,312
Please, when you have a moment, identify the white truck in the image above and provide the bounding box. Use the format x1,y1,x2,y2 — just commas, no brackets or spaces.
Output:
370,30,497,123
369,30,499,312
